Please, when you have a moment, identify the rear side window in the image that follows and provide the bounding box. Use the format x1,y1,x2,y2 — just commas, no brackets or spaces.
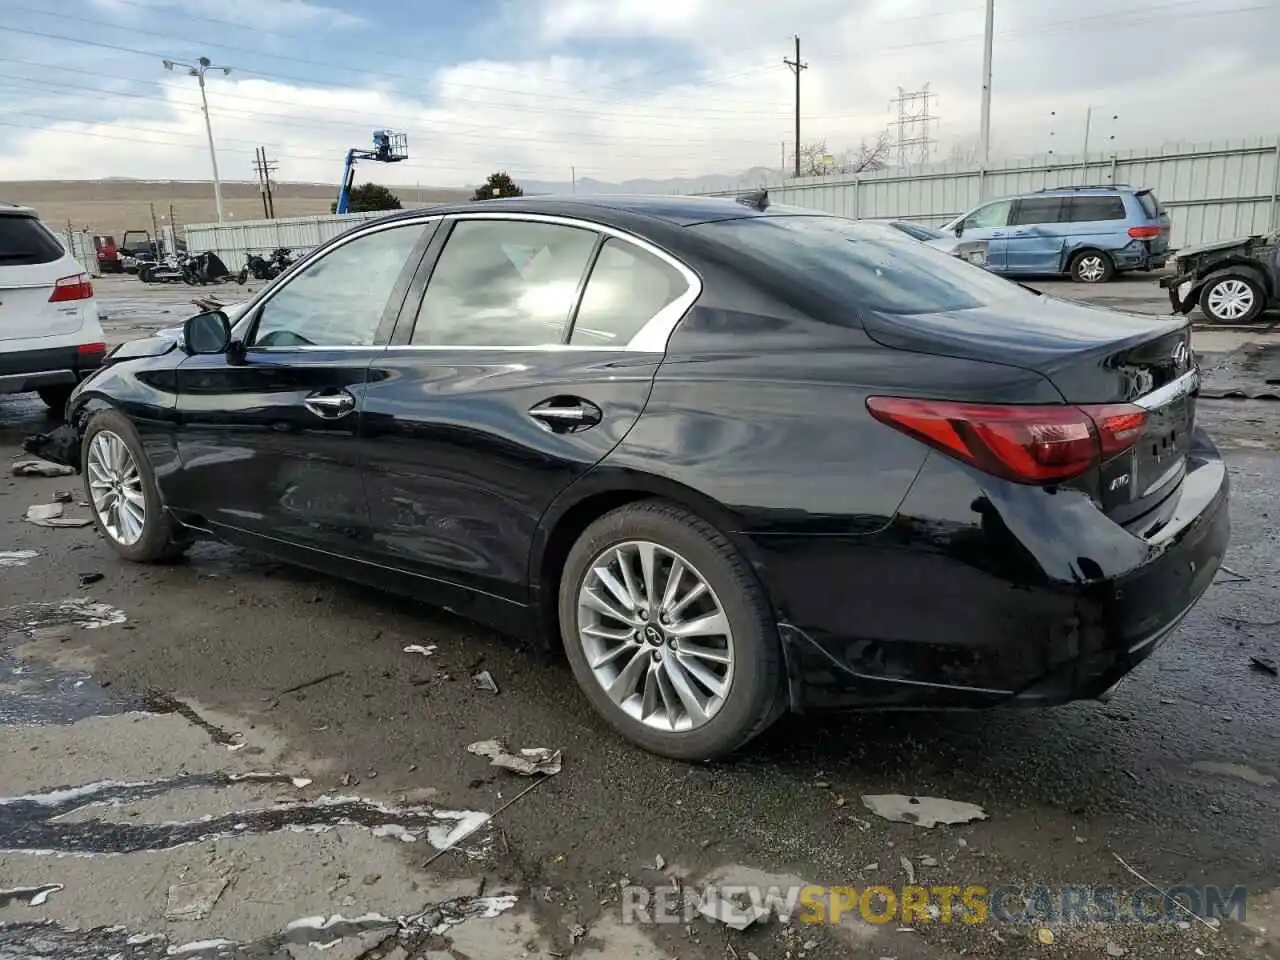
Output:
1011,197,1067,225
0,215,65,266
1067,196,1127,222
694,215,1035,316
1136,192,1161,218
570,239,689,347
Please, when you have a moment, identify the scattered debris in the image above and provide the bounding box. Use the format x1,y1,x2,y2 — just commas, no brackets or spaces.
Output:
568,923,588,945
1190,761,1277,787
862,794,989,828
291,778,313,789
1214,564,1251,584
19,598,126,630
653,853,666,871
12,460,74,478
24,503,93,528
277,671,346,697
0,549,39,568
698,889,769,931
1250,656,1278,677
0,884,63,908
78,572,103,587
404,644,437,657
164,878,229,921
863,863,879,872
52,490,73,503
466,739,563,776
918,856,938,867
1111,853,1218,931
1106,941,1128,957
900,856,915,884
472,670,499,694
1037,928,1055,945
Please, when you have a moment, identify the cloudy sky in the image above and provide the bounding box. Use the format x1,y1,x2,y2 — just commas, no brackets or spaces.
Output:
0,0,1277,187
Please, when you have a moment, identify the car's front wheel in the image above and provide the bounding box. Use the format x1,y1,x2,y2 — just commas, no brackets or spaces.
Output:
558,500,784,761
82,410,189,563
1199,274,1265,324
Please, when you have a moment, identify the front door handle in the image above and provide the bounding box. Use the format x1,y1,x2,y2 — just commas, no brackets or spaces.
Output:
529,397,602,432
304,389,355,419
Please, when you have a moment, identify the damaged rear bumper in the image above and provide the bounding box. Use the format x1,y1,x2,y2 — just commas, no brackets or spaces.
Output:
1159,269,1198,314
24,423,82,472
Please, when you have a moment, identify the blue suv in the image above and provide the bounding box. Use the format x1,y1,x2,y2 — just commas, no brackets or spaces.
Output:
937,185,1172,283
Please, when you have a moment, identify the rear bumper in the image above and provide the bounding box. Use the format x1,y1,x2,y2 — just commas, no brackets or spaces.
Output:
0,344,104,395
762,430,1230,711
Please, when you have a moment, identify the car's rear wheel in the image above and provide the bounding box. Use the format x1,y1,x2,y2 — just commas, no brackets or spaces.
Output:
1070,250,1115,283
37,386,73,414
558,500,784,761
1199,274,1265,324
82,410,189,563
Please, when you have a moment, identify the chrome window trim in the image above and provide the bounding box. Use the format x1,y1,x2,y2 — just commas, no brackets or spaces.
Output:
232,215,444,346
1134,368,1198,410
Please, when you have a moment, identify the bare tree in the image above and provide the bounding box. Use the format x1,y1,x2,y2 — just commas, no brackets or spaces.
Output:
792,133,892,177
946,135,982,164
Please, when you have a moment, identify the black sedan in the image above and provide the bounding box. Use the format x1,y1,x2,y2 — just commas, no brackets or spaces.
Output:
29,194,1229,761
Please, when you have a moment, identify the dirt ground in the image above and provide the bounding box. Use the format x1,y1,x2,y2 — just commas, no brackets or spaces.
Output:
0,273,1278,959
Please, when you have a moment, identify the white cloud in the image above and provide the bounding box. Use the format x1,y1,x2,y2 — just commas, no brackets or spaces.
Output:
2,0,1279,189
87,0,364,30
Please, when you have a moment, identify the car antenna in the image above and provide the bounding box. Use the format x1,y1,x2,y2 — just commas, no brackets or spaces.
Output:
736,188,769,211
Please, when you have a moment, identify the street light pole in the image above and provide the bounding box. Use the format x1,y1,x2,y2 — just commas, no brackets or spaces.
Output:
979,0,994,164
164,56,232,224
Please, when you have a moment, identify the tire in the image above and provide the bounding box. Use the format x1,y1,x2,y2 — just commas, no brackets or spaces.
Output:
558,499,784,761
1070,249,1115,284
1198,274,1266,324
37,385,74,414
81,409,190,563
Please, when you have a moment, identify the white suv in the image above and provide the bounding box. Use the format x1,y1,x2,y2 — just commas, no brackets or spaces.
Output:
0,202,107,412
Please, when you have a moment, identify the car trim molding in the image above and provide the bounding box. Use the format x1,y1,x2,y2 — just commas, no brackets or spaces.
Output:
1134,368,1198,411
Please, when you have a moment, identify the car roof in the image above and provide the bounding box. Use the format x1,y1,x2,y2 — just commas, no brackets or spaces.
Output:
1031,185,1138,196
376,193,833,228
0,201,38,217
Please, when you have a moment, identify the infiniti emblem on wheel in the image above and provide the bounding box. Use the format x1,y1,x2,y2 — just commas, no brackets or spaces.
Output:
643,624,664,646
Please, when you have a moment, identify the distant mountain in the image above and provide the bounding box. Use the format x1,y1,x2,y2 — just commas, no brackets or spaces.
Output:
501,167,781,197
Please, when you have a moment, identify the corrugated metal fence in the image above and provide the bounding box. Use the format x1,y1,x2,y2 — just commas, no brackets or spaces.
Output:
183,211,392,268
693,137,1280,249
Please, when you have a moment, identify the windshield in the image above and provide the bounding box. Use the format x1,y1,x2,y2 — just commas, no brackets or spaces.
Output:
692,215,1034,315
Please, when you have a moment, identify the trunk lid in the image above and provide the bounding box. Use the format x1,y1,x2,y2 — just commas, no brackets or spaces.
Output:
0,264,85,341
861,296,1196,526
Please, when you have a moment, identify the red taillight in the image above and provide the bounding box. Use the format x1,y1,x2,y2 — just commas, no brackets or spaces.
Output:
1128,225,1161,239
49,273,94,302
78,342,106,358
867,397,1147,484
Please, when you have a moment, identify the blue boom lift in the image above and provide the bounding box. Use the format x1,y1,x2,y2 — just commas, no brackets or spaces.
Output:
335,130,408,215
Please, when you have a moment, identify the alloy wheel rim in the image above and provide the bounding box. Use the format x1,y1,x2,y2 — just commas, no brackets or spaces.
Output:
576,540,734,732
1078,256,1105,282
87,430,146,546
1206,279,1254,320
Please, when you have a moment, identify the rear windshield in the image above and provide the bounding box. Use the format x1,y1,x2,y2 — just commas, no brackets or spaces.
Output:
1136,191,1161,219
0,214,64,266
692,215,1035,315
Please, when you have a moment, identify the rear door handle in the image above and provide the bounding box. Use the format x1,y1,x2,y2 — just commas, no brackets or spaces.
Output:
304,389,355,419
529,397,602,432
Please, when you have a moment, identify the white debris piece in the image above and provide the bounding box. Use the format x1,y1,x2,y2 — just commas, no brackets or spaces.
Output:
403,644,437,657
164,878,228,922
0,883,63,907
12,460,74,477
698,889,770,931
466,738,562,776
861,794,989,828
900,856,915,884
0,549,39,568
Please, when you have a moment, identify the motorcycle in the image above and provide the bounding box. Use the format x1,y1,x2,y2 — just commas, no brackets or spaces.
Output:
182,251,237,286
236,247,297,284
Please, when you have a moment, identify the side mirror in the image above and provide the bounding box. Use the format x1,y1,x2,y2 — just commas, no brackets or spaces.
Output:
954,221,965,238
183,310,231,355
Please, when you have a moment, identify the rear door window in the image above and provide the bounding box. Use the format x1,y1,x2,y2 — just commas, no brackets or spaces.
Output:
0,215,65,266
569,239,689,347
1066,196,1127,222
1011,197,1067,225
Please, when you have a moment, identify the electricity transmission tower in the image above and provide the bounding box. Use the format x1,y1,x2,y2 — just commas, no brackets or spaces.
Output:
889,84,938,167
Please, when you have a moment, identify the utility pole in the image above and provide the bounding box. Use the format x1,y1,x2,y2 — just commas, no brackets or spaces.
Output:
979,0,994,164
252,146,278,219
571,166,576,193
148,202,161,256
163,56,232,223
784,37,807,178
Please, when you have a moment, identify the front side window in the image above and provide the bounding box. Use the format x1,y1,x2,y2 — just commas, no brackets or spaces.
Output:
963,200,1013,230
412,219,598,347
250,223,427,348
570,239,689,347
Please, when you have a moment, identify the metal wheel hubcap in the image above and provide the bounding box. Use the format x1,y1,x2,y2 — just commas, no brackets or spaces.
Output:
1077,256,1106,282
87,430,146,546
576,540,734,732
1206,279,1254,320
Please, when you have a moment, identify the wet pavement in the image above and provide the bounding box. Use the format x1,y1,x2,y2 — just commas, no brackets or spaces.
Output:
0,277,1277,959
